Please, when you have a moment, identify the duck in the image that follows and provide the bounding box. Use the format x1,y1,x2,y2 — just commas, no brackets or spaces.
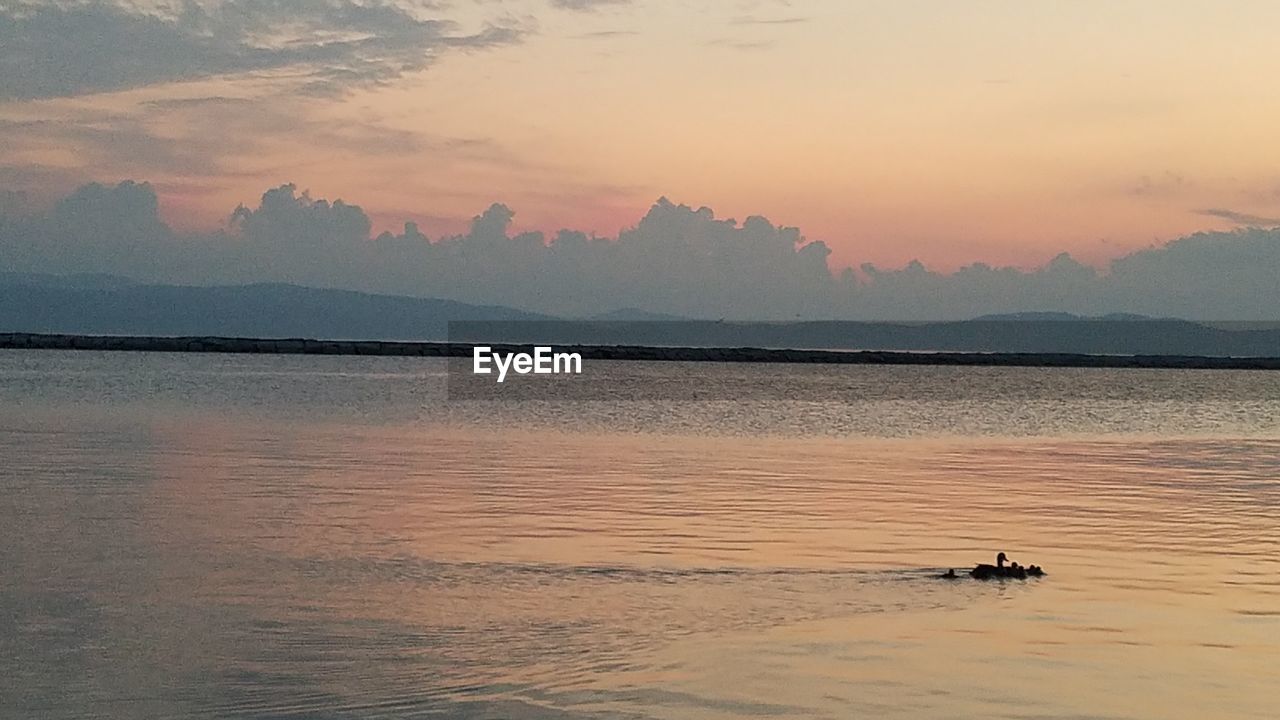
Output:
969,552,1047,579
970,552,1009,579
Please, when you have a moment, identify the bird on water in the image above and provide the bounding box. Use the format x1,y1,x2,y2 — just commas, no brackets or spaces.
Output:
968,552,1046,580
969,551,1008,579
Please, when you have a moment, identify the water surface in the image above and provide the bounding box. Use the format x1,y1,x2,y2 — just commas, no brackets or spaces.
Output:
2,350,1278,719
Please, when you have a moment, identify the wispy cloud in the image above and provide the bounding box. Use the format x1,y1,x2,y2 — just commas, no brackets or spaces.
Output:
571,29,639,39
0,0,522,100
728,16,809,26
0,94,425,179
1129,172,1190,198
706,38,776,52
551,0,634,11
1197,208,1280,226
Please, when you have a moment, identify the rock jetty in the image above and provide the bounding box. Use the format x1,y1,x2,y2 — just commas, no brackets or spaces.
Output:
2,332,1279,370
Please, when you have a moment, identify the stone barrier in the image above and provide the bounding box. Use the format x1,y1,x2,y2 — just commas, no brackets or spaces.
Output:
1,332,1278,370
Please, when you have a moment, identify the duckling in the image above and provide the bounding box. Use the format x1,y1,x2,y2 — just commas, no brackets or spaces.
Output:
939,568,958,579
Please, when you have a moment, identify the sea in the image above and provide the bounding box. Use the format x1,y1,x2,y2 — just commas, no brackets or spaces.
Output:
1,350,1277,719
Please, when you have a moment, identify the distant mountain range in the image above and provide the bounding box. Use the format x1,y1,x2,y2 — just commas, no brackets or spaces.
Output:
588,308,691,322
2,274,1279,356
974,311,1160,322
0,276,548,340
0,271,141,290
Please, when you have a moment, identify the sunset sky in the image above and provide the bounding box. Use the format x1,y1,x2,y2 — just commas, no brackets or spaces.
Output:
4,0,1280,271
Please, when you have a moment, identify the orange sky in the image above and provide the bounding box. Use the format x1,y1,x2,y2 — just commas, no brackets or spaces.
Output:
4,1,1280,271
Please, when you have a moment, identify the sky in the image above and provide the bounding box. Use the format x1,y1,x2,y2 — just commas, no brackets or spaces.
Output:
2,0,1280,315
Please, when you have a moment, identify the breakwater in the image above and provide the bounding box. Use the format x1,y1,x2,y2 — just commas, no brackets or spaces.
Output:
3,332,1279,370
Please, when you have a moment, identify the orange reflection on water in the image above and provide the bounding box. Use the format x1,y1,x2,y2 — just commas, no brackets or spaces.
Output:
119,420,1280,718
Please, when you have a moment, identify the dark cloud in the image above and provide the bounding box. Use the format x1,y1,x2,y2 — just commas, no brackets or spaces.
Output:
3,181,1279,320
0,180,176,277
0,189,29,216
1197,208,1280,227
0,0,521,100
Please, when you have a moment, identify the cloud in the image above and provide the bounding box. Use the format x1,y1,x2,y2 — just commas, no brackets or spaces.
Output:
0,91,469,208
0,180,177,277
551,0,634,10
3,181,1280,320
0,189,27,210
728,16,809,26
0,108,235,178
1197,208,1280,227
1128,172,1189,198
571,29,639,39
0,0,521,100
706,38,775,52
707,10,808,53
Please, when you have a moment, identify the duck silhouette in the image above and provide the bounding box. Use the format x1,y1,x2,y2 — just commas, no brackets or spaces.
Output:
970,552,1008,579
969,552,1047,580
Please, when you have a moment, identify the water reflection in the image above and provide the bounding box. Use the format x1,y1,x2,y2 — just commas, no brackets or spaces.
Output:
1,351,1278,719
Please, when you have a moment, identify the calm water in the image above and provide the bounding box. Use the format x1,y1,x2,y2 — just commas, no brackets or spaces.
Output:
1,350,1278,719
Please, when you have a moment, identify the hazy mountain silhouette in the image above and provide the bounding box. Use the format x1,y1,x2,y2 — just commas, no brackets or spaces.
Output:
3,276,1279,355
974,311,1085,321
0,272,140,290
0,280,548,339
589,308,690,321
974,311,1159,322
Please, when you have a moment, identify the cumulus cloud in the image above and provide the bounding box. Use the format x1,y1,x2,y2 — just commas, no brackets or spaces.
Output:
0,0,521,100
2,181,1279,320
0,189,28,216
0,180,174,277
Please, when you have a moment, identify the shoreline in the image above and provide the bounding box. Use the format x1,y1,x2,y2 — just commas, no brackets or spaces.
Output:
3,332,1279,370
